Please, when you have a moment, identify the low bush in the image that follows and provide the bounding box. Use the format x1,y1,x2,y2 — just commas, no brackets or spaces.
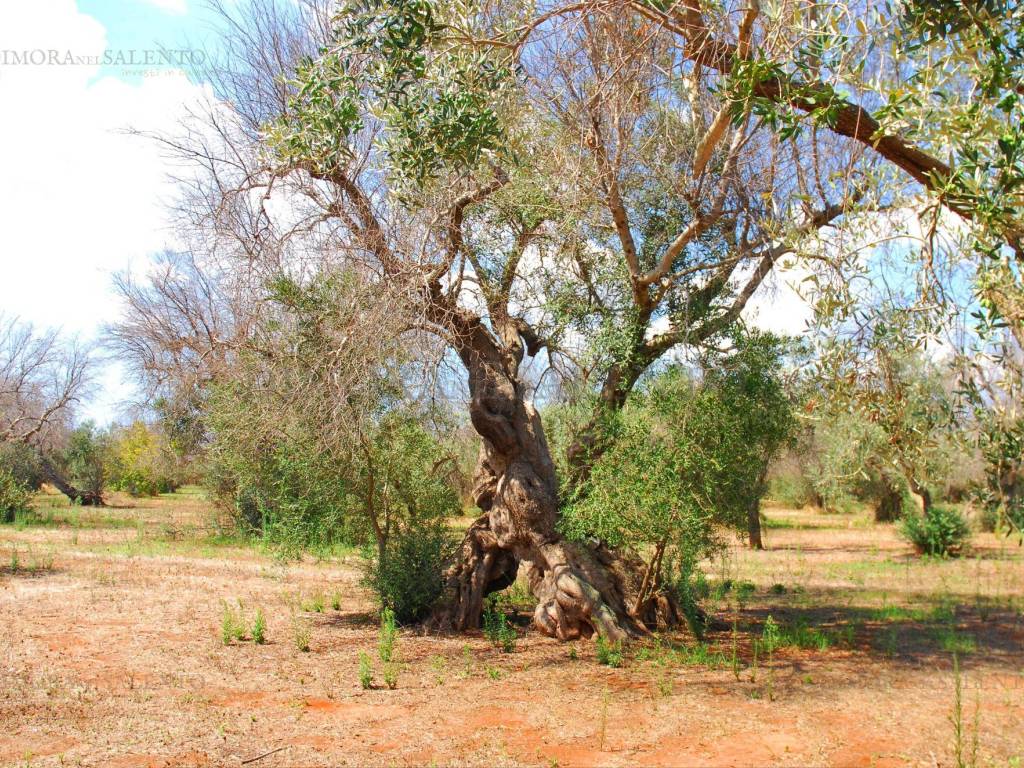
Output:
364,522,453,623
0,468,31,524
482,598,516,653
899,504,971,557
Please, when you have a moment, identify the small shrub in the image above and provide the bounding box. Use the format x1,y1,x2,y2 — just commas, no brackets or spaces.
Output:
0,469,31,525
595,635,623,668
429,654,446,685
378,607,397,663
900,505,971,557
365,523,452,623
220,601,246,644
292,617,311,652
330,592,341,611
252,609,267,644
486,666,501,680
358,651,373,689
383,661,399,690
482,598,516,653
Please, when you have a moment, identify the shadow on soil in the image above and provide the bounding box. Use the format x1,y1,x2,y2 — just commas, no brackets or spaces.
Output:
713,583,1023,673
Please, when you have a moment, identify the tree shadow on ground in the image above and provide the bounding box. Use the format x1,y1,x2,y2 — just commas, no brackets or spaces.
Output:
707,583,1023,673
318,608,379,629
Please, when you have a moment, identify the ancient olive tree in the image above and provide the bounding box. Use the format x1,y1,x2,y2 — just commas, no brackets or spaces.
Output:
122,0,868,639
246,0,869,639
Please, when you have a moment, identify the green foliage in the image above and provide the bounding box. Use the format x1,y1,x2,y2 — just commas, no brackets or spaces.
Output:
105,421,180,496
595,635,624,668
809,311,959,515
206,271,460,560
0,443,43,491
482,597,516,653
62,421,109,499
974,412,1024,536
900,504,971,557
364,520,453,623
560,331,794,607
272,0,513,189
0,467,31,524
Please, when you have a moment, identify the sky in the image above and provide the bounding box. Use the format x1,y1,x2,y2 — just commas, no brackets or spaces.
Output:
0,0,220,423
0,0,815,427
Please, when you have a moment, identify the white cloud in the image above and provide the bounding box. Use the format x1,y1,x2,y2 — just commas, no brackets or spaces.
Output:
0,1,210,423
741,265,815,337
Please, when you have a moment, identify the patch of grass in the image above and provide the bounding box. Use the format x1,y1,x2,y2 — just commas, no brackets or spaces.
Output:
868,601,955,624
302,592,325,613
330,592,341,611
677,642,727,668
486,666,501,680
736,581,757,602
595,635,624,668
936,628,977,655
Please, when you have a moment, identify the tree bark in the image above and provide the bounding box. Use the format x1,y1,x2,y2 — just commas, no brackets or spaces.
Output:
437,319,678,640
746,500,763,550
909,479,932,517
38,456,104,506
874,482,903,522
746,467,768,549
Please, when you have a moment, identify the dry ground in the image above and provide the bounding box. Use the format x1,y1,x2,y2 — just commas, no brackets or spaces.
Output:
1,490,1022,768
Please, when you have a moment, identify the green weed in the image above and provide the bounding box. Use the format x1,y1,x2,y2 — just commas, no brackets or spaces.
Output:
379,607,397,663
595,635,623,668
359,651,373,689
252,608,267,645
483,598,516,653
292,617,311,652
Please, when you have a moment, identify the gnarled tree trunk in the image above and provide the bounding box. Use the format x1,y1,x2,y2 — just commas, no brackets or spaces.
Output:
39,456,103,506
746,467,768,549
874,482,903,522
437,321,678,641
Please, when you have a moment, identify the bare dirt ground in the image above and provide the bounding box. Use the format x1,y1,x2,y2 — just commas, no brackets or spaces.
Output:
2,490,1022,768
